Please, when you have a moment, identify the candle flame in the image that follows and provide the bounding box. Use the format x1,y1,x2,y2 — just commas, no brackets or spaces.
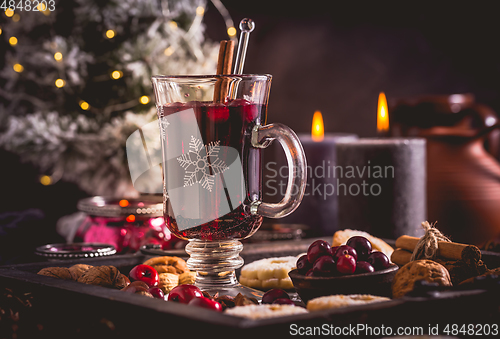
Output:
311,111,324,142
377,92,389,133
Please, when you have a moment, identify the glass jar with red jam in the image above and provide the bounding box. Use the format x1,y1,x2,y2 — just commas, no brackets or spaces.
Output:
76,195,180,253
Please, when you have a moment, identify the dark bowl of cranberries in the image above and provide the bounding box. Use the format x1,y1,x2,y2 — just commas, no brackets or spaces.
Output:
289,238,398,303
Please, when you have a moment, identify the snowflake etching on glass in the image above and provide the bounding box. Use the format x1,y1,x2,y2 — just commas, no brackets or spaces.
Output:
159,118,170,140
177,136,228,192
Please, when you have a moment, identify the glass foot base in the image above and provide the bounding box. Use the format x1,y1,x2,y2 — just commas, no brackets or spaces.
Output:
185,239,263,301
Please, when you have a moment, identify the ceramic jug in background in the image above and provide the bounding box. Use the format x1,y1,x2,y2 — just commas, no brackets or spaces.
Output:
389,94,500,246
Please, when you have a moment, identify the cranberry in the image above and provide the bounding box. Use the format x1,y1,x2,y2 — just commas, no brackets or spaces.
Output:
307,240,332,264
188,296,223,312
272,298,295,306
148,287,165,299
312,255,336,277
355,261,375,274
305,268,315,277
346,236,372,261
167,284,203,303
206,103,229,122
336,255,357,274
262,289,290,304
129,264,159,287
296,254,311,275
334,245,357,262
367,252,391,271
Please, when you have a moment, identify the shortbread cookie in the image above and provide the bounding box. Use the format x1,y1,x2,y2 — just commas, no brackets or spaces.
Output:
143,256,189,275
307,294,391,311
225,304,307,319
239,256,298,290
332,229,394,258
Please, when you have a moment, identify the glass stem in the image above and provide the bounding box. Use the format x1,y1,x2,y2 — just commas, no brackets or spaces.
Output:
185,239,244,290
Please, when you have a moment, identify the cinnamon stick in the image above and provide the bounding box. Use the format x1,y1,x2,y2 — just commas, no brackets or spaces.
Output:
213,40,235,103
395,235,481,262
390,248,413,266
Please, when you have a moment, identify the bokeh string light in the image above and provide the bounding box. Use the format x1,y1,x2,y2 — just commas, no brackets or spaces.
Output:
0,0,238,192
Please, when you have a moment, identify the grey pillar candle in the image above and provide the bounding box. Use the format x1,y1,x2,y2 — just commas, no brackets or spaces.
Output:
336,138,426,239
273,133,358,236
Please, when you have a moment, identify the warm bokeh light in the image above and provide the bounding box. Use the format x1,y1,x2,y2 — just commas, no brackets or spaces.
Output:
106,29,115,39
311,111,325,142
55,79,65,88
79,101,90,110
12,13,20,22
13,63,23,73
377,92,389,133
0,27,3,35
227,26,237,37
5,9,14,17
196,6,205,16
111,70,123,79
119,199,129,207
164,46,174,56
9,36,17,46
126,214,136,223
169,21,178,29
54,52,63,61
139,96,149,104
37,3,46,11
40,175,52,186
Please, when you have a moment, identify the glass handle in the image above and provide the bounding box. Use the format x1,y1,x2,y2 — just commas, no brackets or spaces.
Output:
250,123,307,218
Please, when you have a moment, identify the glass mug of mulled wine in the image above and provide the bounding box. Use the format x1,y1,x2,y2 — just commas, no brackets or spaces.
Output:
151,74,307,297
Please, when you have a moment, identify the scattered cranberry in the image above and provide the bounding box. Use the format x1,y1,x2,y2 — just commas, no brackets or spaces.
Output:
336,255,357,274
129,264,159,287
262,288,290,304
188,296,223,312
148,287,165,299
167,284,203,303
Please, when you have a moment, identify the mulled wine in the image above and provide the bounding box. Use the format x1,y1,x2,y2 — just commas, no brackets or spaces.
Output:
159,99,265,241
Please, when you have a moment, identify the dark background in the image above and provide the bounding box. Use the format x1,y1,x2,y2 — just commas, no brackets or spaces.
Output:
206,0,500,136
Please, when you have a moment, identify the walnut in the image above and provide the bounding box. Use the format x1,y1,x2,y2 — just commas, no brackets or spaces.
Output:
391,259,452,298
78,266,127,289
69,264,93,281
38,267,73,280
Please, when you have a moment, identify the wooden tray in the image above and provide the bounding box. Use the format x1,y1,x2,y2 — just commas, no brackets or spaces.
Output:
0,238,499,338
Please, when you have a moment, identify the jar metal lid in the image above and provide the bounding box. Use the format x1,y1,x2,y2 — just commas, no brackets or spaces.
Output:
35,243,117,259
77,195,163,217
